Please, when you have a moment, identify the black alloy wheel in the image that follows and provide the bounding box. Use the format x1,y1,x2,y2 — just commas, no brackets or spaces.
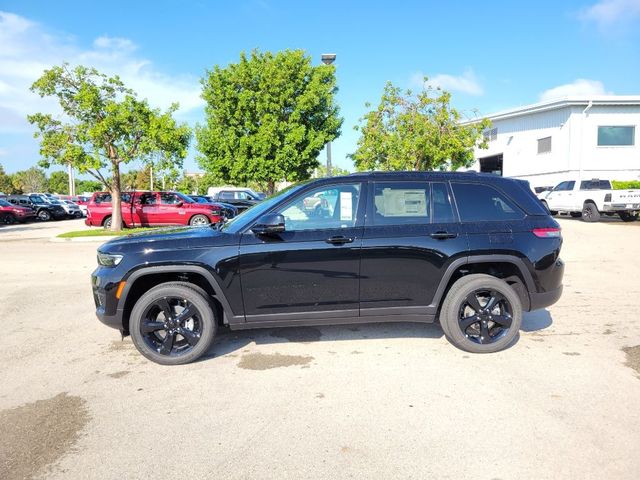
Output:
582,202,600,222
458,289,513,345
129,283,216,365
439,274,522,353
140,297,203,356
38,209,51,221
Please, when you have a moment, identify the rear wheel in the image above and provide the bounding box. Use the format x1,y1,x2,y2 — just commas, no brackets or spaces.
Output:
190,214,210,226
440,274,522,353
619,211,638,222
129,283,216,365
581,202,600,222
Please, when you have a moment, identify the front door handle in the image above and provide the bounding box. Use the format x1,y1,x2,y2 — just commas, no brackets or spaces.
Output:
430,231,458,240
326,235,354,245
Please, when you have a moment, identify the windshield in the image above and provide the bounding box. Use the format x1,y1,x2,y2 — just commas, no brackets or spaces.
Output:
175,192,195,204
29,195,45,203
220,182,309,233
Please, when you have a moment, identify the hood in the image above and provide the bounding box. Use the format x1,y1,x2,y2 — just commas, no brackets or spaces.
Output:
100,225,238,253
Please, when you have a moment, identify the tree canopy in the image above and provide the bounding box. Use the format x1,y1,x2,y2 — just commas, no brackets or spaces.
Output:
351,80,490,172
11,167,48,193
48,170,69,194
28,64,191,230
196,49,342,193
0,164,14,193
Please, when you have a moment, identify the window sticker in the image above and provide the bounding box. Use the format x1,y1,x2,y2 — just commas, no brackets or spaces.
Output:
382,189,427,216
340,191,353,221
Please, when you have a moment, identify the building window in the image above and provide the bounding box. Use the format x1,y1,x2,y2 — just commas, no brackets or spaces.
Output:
537,136,552,154
597,126,635,146
483,128,497,142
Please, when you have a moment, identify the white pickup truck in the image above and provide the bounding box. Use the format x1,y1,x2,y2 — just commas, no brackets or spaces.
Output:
541,179,640,222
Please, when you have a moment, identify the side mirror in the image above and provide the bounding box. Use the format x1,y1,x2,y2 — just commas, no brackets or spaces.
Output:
176,201,184,207
251,213,285,235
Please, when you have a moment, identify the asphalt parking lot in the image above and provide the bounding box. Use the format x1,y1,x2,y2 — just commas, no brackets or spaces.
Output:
1,217,639,480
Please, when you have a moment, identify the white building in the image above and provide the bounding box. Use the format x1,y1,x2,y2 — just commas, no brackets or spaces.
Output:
466,96,640,188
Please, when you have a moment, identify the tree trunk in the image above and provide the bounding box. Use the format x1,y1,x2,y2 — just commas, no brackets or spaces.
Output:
110,162,122,232
267,180,276,195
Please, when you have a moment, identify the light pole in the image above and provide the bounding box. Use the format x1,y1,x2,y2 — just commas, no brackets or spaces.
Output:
321,53,336,177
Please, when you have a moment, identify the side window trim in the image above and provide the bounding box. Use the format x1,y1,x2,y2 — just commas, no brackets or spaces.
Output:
431,181,460,224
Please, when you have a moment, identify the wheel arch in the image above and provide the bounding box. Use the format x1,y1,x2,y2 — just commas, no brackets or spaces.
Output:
118,265,235,333
432,255,535,313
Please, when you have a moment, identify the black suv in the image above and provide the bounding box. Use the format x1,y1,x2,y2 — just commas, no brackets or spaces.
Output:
7,194,67,221
92,172,564,365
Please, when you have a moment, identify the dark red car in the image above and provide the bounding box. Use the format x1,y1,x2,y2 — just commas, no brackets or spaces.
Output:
0,199,36,223
85,191,224,229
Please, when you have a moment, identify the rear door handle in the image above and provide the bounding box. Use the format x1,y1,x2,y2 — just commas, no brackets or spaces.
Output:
326,236,354,245
430,231,458,240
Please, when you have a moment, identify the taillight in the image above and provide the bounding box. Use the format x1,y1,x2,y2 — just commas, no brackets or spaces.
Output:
532,227,561,238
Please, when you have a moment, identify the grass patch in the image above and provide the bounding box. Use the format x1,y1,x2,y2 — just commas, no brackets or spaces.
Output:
58,227,158,238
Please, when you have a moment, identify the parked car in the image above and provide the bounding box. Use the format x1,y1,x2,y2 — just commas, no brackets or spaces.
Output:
207,187,263,212
188,195,238,218
92,171,564,365
0,198,36,223
58,195,91,215
541,179,640,222
7,194,66,221
85,191,225,229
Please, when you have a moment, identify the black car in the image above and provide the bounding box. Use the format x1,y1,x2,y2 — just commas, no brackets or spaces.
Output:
189,195,238,218
92,172,564,365
209,189,261,212
7,194,67,221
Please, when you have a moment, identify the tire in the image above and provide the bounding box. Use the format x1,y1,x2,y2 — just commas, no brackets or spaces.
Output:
570,212,582,218
37,209,51,221
541,201,557,216
581,202,600,222
190,214,210,226
439,274,522,354
129,282,216,365
619,211,639,222
103,216,112,229
74,211,83,219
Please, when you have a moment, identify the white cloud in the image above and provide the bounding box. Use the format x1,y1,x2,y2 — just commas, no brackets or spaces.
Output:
410,68,483,96
0,11,204,133
539,79,611,101
580,0,640,29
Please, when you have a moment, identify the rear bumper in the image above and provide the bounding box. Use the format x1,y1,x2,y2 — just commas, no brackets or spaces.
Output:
602,203,640,212
529,285,563,311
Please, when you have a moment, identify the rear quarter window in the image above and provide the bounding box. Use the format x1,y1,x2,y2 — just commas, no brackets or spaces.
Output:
452,183,524,222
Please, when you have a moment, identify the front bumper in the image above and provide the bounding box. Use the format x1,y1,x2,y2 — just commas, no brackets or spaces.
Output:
92,268,125,332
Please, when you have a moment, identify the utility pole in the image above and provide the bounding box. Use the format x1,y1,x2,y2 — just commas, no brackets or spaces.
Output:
68,163,75,196
321,53,336,177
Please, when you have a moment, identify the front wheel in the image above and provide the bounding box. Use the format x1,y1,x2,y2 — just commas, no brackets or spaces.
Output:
582,202,600,222
129,283,216,365
541,201,557,216
189,214,210,226
37,209,51,221
439,274,522,353
619,211,638,222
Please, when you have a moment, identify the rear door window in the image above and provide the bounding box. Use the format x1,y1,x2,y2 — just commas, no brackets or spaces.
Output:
371,182,430,225
451,183,524,222
431,182,456,223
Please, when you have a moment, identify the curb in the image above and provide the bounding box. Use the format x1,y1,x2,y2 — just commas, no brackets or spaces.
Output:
50,236,114,243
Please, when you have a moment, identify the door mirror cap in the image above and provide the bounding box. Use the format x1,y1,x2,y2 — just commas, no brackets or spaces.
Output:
176,201,184,207
252,213,285,235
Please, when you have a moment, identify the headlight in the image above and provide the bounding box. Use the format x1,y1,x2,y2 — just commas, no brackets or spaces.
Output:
97,252,123,267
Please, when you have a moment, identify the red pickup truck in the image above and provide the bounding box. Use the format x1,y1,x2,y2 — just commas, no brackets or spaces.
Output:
85,191,224,228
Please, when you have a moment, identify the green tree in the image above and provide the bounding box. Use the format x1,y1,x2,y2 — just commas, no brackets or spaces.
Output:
0,164,14,193
351,80,490,172
12,167,48,193
314,164,350,178
76,179,103,194
28,64,191,231
176,174,198,194
48,170,69,194
197,49,343,194
121,167,152,191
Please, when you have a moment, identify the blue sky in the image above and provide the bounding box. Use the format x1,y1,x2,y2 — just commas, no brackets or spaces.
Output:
1,0,639,175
